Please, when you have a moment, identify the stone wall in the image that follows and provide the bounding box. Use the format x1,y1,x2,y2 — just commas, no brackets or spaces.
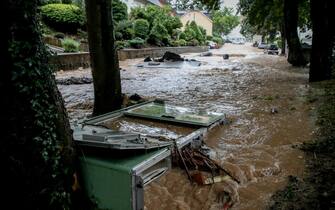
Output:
49,52,90,71
118,46,209,60
50,46,209,71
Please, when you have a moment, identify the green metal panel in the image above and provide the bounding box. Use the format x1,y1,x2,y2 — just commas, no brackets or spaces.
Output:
79,149,166,210
80,160,132,210
124,101,224,127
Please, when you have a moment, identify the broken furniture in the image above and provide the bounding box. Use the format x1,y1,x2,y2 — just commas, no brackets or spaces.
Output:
73,100,227,210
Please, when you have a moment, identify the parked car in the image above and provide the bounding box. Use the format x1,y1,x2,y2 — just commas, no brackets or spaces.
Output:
264,44,279,55
207,41,217,49
252,41,259,47
257,42,268,49
224,38,232,43
230,37,246,45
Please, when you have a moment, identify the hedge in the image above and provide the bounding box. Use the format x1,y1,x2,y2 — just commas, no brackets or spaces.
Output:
40,3,85,33
133,19,150,39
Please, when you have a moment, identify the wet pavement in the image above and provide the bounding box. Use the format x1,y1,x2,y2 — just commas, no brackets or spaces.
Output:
57,43,315,209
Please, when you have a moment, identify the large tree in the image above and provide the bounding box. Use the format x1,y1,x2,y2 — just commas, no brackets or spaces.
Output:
1,0,74,209
309,0,335,81
284,0,307,66
239,0,286,51
239,0,309,66
85,0,122,116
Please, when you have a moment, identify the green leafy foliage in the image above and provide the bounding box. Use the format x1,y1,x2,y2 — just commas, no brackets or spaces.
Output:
128,37,145,48
184,26,196,41
133,19,150,39
168,0,220,11
212,7,239,35
62,38,80,52
116,40,130,49
181,21,206,45
189,21,206,44
40,3,85,33
130,5,182,46
179,32,186,40
171,39,187,46
148,22,170,46
40,0,61,5
238,0,310,38
179,39,187,46
163,16,183,34
212,36,223,45
115,32,123,40
4,1,73,209
129,6,147,20
112,0,128,22
115,20,134,40
188,39,200,46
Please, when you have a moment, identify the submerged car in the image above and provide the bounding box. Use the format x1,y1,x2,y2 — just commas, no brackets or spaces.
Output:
264,44,279,55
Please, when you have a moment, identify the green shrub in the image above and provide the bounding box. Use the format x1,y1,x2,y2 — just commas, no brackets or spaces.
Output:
182,21,207,45
171,39,187,47
276,39,283,49
148,22,170,46
171,29,181,39
187,39,199,46
179,32,186,40
129,5,183,46
115,32,123,40
77,29,87,40
40,3,85,33
116,40,130,49
189,21,206,44
130,5,182,38
171,40,180,47
130,7,147,20
39,0,61,6
163,16,182,34
212,36,223,45
112,0,128,22
206,35,213,40
184,27,196,41
115,20,134,40
133,19,150,39
62,38,80,52
179,39,187,46
128,37,145,49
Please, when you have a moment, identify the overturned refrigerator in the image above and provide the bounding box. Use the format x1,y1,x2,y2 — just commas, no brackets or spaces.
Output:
74,100,227,210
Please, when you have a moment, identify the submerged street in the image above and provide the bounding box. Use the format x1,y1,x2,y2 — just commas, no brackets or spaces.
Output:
57,43,316,209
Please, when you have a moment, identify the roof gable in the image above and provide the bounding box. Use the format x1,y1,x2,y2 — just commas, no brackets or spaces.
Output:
180,11,213,23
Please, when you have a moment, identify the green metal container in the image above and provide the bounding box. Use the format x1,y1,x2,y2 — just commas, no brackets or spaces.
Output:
79,148,171,210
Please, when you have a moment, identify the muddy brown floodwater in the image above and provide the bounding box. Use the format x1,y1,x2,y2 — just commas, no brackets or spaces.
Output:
57,43,316,209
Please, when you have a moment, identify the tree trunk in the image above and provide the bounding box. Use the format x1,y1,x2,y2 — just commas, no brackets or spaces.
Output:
85,0,122,116
280,23,286,55
309,0,334,82
284,0,307,66
1,0,74,209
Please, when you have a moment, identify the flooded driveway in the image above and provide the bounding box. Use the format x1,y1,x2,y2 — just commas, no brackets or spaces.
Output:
57,43,315,209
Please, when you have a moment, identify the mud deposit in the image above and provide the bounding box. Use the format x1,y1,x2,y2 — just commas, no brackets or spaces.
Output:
57,44,316,209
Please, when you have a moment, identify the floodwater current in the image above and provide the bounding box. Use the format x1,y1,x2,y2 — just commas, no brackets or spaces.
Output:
57,44,316,210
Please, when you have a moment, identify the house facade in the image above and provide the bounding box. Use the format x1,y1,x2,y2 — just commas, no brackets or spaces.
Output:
179,11,213,36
